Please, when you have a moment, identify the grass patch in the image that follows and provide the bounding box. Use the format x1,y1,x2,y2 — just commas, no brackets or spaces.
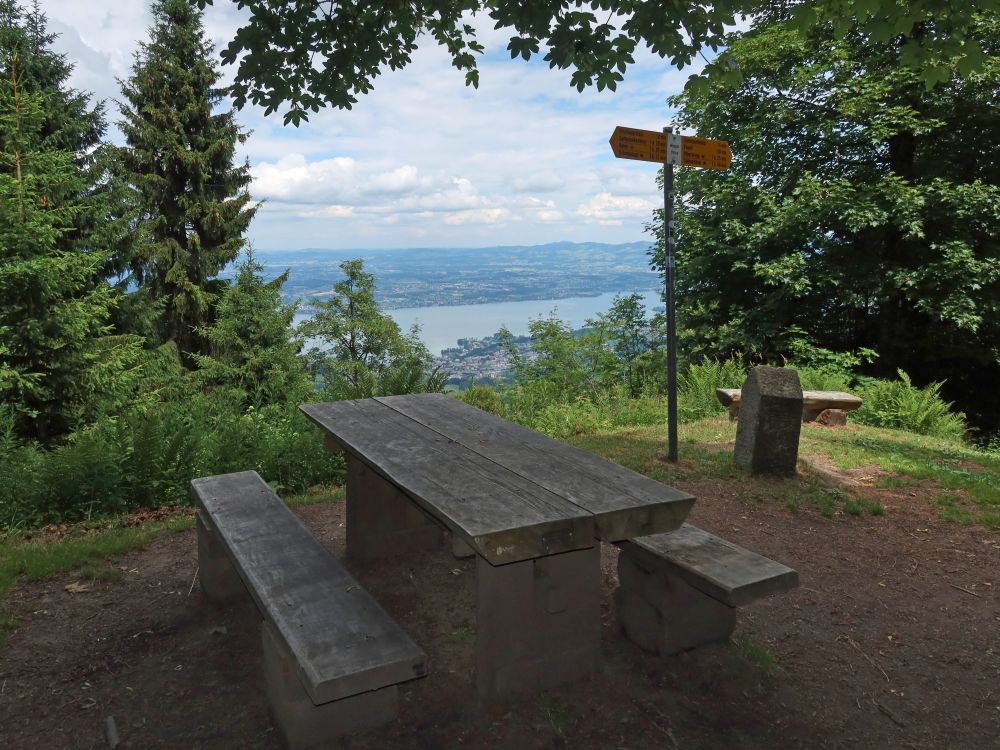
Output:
0,486,345,646
0,513,195,599
538,691,575,736
77,560,125,582
285,485,345,508
446,624,476,644
730,632,779,679
568,417,995,528
800,425,1000,529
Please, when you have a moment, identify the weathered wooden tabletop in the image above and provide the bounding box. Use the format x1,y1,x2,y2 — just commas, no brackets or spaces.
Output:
300,394,694,565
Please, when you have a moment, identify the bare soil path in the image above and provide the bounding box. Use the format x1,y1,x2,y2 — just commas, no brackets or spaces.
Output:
1,479,997,749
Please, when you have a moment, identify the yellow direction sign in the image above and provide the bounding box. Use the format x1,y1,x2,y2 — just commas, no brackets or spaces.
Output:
677,136,732,171
609,126,666,163
609,126,731,170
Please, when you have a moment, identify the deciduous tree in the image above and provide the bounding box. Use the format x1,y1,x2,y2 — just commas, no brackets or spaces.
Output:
199,0,992,124
647,15,1000,433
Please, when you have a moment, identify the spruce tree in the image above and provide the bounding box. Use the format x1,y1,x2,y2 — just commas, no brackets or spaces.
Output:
0,48,116,440
194,249,309,408
118,0,256,359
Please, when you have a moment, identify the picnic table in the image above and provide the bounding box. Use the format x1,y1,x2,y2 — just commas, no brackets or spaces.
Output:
300,393,696,699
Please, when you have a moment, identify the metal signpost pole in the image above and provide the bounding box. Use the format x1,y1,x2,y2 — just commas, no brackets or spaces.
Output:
664,126,678,462
609,124,730,463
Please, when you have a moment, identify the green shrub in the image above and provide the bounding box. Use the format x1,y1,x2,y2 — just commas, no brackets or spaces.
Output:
456,384,504,416
677,359,747,422
0,394,344,530
795,366,852,392
854,371,966,440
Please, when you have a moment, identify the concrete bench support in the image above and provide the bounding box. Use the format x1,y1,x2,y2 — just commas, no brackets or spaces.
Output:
262,622,398,749
615,545,737,654
476,545,600,700
346,455,444,562
196,512,248,602
615,524,798,655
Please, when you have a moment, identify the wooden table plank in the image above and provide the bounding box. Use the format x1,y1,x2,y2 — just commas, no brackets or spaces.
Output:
300,400,594,565
375,394,694,541
190,471,426,703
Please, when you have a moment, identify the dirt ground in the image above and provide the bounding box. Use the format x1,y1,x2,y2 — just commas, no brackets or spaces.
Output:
1,461,997,750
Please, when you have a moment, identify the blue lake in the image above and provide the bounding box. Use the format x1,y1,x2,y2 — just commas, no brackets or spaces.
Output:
294,289,662,356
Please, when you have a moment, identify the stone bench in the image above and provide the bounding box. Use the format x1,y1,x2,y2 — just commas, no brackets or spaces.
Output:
191,471,427,749
717,387,862,424
614,524,798,655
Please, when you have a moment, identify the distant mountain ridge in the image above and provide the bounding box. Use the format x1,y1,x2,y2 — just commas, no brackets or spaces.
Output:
235,241,658,310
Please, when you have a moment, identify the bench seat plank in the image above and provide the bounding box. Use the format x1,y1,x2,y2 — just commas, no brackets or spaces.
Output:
716,388,861,411
801,390,862,411
375,393,694,541
618,523,799,607
300,400,594,564
191,471,426,704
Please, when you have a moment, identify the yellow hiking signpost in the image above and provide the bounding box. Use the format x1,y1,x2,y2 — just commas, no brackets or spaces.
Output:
609,126,731,170
610,125,732,461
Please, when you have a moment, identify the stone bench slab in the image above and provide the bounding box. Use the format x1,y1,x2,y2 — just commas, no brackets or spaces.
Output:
617,523,799,607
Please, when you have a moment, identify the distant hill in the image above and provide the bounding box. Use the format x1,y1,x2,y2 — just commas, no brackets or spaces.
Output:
231,241,658,310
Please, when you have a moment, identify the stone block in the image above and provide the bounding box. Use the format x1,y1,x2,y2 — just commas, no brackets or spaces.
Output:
614,547,736,655
815,408,848,426
196,512,249,602
734,366,803,476
262,621,398,749
476,546,600,700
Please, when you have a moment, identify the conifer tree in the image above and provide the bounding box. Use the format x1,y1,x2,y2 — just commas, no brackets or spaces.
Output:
118,0,256,359
0,47,117,440
299,260,446,399
194,249,309,408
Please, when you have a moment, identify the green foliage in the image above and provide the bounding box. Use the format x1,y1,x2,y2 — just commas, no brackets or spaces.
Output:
676,359,747,422
117,0,256,358
299,259,446,399
194,248,310,408
456,384,504,415
198,0,990,123
0,394,343,529
649,15,1000,436
854,371,967,439
0,29,124,442
587,293,662,397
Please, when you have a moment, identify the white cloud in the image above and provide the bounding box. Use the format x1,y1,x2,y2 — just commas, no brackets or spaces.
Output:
37,0,707,248
443,208,511,225
576,192,659,224
512,173,564,193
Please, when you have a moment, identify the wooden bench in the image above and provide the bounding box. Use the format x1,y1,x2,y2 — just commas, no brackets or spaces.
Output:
717,387,862,423
191,471,426,749
614,524,798,655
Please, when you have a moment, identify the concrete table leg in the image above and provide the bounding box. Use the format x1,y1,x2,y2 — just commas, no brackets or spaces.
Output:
476,546,600,700
196,512,248,602
346,455,444,562
262,622,398,749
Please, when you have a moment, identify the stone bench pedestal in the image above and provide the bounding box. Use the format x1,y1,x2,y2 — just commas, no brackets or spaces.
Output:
614,544,736,655
262,622,399,750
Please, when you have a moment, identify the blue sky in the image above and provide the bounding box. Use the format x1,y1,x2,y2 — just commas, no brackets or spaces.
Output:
38,1,702,250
